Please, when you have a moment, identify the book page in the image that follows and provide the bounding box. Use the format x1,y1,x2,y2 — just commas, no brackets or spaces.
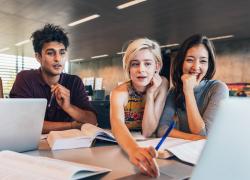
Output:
138,137,190,150
130,132,147,141
47,129,93,150
40,134,48,140
0,151,111,180
49,129,85,139
0,163,52,180
81,123,116,142
137,137,191,158
167,139,206,165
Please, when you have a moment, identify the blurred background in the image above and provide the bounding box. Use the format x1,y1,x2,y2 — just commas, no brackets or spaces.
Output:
0,0,249,97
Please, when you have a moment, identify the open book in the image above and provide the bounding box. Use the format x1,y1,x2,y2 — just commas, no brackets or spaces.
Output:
47,123,116,150
0,150,111,180
138,137,206,165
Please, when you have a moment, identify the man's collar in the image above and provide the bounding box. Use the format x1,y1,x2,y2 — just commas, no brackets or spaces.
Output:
37,68,47,86
37,68,64,86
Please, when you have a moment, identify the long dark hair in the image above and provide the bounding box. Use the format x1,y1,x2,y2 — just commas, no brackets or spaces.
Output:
172,34,216,107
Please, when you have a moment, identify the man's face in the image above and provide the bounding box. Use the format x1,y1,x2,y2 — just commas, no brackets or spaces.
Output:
36,41,67,76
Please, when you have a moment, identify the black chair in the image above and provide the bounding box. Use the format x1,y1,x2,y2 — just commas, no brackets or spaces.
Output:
92,90,105,100
91,100,110,129
84,85,93,96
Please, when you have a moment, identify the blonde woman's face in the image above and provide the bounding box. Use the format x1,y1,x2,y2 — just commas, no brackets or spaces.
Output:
129,49,158,91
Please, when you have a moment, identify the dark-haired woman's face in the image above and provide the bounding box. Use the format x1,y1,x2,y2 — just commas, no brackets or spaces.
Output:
182,44,208,82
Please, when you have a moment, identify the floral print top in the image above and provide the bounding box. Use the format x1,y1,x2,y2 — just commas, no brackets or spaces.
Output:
124,81,145,131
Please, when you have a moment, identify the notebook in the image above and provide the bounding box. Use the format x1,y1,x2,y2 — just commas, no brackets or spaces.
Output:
0,150,111,179
191,97,250,180
0,98,47,152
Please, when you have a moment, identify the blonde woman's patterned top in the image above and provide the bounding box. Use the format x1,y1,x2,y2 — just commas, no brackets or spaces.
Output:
124,81,146,131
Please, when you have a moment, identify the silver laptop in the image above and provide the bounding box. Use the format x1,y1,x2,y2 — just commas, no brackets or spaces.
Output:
191,97,250,180
0,98,47,152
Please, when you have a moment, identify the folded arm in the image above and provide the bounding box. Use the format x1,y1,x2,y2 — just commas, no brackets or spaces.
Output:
142,77,169,137
158,125,206,140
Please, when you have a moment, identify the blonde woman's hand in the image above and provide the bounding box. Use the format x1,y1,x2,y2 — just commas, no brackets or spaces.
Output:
147,72,162,96
129,146,159,177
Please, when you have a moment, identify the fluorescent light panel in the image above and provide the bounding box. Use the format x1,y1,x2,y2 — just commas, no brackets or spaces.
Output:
68,14,100,26
160,43,179,48
91,54,108,59
15,39,30,46
0,47,10,52
117,0,147,10
117,51,125,55
70,58,84,63
209,35,234,41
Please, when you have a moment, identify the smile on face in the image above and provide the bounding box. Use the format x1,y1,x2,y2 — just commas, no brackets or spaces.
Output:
129,49,158,92
37,41,67,76
182,44,209,81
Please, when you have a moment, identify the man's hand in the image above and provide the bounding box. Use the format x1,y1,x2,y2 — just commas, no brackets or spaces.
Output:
71,121,83,129
51,84,71,110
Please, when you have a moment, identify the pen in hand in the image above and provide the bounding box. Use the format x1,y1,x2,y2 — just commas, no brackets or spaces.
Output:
47,93,55,108
48,75,63,108
155,120,175,150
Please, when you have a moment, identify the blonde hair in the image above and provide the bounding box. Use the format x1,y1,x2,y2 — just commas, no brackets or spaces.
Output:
122,38,162,79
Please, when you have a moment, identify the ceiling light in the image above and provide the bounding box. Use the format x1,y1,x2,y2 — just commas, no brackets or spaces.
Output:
15,39,30,46
117,0,147,10
91,54,108,59
68,14,100,27
209,35,234,41
160,43,179,48
70,58,84,63
117,51,125,55
0,47,10,52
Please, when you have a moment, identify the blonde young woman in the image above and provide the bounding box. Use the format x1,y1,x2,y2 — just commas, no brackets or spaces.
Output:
110,38,169,177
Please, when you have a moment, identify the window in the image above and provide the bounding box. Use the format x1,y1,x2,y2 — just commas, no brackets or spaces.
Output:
0,54,40,97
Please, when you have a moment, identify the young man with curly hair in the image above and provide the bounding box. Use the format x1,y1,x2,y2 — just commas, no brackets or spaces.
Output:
10,24,97,133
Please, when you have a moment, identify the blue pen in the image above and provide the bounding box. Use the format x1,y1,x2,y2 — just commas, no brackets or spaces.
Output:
155,120,175,150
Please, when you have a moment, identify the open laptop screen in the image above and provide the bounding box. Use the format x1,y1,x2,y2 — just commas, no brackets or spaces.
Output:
0,99,47,152
191,97,250,180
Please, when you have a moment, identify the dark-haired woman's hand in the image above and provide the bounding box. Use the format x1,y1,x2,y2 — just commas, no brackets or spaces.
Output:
181,74,199,94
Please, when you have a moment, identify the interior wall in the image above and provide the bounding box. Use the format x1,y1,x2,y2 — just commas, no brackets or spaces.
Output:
70,56,125,95
70,38,250,95
214,38,250,83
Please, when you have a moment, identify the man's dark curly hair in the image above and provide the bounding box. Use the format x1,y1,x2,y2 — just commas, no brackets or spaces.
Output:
31,24,69,54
